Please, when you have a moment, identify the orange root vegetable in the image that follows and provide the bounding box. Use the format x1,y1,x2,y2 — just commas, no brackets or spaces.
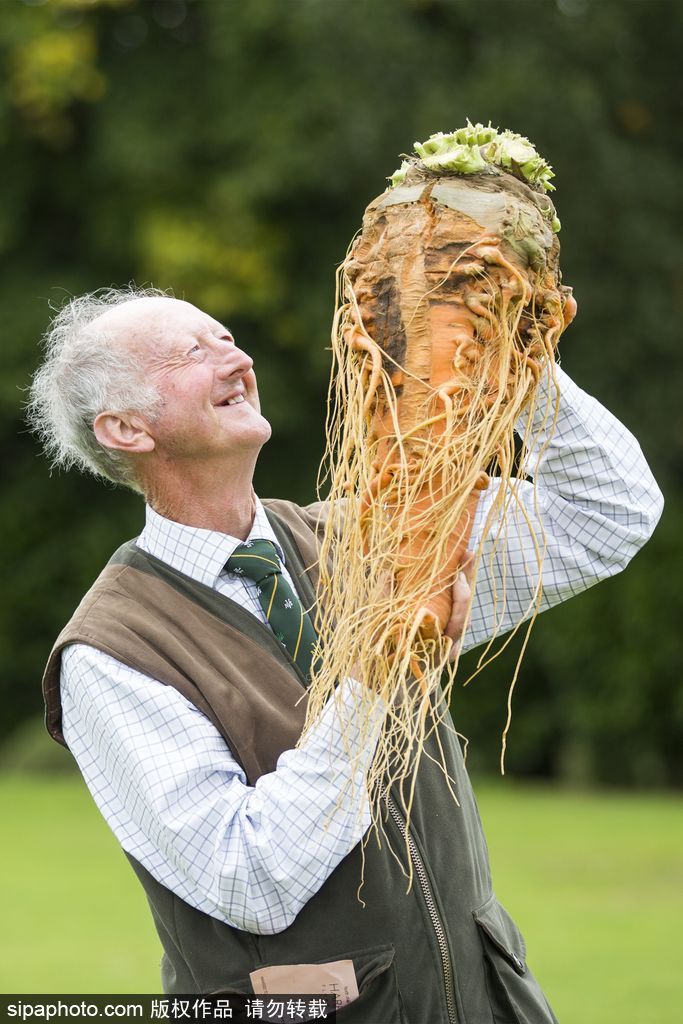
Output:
300,124,575,857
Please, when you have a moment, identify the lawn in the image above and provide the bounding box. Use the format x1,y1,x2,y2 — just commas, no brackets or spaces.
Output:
0,775,680,1022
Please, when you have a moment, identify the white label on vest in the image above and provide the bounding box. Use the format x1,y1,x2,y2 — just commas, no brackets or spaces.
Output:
249,959,359,1008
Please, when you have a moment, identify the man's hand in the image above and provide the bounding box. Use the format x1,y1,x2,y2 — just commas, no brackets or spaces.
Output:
444,554,474,661
349,558,475,680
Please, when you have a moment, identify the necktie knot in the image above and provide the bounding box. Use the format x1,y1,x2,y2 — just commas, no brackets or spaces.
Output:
226,539,282,586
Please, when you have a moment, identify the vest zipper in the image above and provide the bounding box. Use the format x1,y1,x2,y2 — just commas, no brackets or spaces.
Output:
387,794,458,1024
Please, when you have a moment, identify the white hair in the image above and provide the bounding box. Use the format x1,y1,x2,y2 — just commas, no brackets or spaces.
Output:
27,285,169,492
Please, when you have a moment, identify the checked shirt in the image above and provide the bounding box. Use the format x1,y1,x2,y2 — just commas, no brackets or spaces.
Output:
60,367,663,934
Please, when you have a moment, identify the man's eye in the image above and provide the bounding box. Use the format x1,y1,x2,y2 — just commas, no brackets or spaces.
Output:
189,344,201,354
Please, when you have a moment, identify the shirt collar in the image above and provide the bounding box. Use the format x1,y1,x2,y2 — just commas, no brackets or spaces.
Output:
136,496,285,588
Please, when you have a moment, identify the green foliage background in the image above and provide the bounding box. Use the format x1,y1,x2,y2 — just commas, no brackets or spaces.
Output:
1,0,680,785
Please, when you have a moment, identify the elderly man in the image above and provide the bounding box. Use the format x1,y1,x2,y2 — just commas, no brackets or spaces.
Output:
32,287,662,1021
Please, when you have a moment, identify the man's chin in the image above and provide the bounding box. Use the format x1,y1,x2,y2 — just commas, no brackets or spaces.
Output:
236,412,272,448
220,399,271,438
253,409,272,438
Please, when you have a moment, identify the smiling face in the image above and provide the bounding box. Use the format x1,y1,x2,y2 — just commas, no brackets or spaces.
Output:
94,296,272,475
140,298,272,461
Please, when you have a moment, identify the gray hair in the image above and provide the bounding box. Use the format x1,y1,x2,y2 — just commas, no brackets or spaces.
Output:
27,285,169,492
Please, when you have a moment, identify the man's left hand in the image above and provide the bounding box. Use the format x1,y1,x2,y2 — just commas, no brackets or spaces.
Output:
444,555,474,661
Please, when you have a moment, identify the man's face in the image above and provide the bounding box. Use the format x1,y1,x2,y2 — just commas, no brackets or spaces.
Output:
119,297,272,462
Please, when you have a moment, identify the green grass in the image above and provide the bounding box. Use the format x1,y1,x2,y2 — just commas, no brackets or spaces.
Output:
0,776,160,993
1,775,681,1023
477,780,683,1024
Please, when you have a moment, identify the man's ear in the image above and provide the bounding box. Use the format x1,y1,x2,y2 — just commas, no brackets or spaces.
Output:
93,411,155,454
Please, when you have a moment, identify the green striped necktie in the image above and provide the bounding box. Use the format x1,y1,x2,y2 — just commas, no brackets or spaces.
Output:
226,539,317,681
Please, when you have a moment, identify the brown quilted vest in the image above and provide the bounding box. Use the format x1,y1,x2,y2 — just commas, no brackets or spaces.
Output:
43,497,559,1024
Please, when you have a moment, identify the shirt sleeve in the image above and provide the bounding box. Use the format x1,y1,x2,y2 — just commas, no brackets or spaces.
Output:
462,364,664,652
61,643,385,935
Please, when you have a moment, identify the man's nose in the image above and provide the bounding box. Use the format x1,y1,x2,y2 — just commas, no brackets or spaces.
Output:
215,346,253,379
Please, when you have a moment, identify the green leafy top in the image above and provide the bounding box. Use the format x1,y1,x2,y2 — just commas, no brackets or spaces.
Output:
390,120,556,194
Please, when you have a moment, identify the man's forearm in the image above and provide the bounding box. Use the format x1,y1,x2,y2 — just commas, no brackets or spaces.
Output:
462,365,663,652
520,364,663,537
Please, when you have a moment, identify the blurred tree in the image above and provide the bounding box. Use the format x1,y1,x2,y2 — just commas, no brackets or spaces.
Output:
1,0,680,784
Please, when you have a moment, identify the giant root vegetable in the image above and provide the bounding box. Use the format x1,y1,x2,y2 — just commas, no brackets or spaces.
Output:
299,123,577,862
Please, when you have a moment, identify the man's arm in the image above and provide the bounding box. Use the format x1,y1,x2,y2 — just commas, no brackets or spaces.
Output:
463,365,664,652
61,643,385,935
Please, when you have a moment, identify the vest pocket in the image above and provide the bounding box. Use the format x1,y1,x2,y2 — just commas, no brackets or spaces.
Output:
472,894,559,1024
335,945,405,1022
211,945,405,1022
